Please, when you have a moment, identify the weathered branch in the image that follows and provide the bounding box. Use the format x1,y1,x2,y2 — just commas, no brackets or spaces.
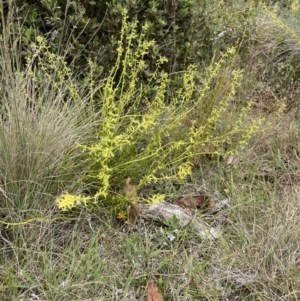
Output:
139,202,221,239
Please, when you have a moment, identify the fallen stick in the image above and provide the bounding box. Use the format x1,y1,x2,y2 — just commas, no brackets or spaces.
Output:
139,202,221,239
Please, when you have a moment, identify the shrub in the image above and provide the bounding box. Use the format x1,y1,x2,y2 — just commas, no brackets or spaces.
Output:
56,10,273,213
1,0,212,77
1,0,259,88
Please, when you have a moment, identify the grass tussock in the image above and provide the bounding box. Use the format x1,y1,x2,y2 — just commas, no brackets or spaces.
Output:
0,28,100,224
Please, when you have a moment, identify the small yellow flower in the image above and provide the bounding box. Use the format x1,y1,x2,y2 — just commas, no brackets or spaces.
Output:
36,36,44,44
56,193,92,211
117,210,127,220
148,194,165,206
177,162,192,180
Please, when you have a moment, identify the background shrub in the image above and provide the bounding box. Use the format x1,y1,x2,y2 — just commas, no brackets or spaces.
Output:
1,0,208,74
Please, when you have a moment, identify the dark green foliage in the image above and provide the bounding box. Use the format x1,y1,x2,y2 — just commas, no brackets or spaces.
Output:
1,0,215,77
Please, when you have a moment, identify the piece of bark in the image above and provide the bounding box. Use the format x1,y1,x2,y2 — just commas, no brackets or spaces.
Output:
139,202,220,239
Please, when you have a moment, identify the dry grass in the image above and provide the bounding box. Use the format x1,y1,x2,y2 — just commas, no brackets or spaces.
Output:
2,111,300,300
1,1,300,301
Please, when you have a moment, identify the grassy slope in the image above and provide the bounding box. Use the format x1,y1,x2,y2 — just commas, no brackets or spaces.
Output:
1,2,300,301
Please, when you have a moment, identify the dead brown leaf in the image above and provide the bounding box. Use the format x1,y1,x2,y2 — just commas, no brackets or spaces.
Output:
125,178,140,225
144,279,164,301
128,202,140,225
176,195,210,210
